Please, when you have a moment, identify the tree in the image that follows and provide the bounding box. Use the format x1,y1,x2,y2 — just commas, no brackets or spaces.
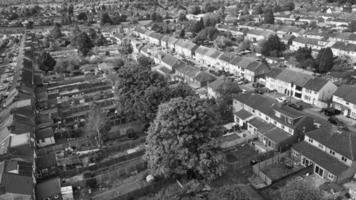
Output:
38,51,56,72
77,12,88,21
151,12,163,22
264,8,274,24
188,5,201,15
94,34,107,46
101,12,112,25
50,24,62,39
283,2,295,11
202,2,216,13
295,47,313,63
315,47,334,73
75,32,93,56
144,96,226,182
238,39,251,52
280,179,323,200
194,26,219,45
203,13,220,27
118,41,133,55
178,28,185,38
190,18,204,34
261,35,286,57
138,56,155,68
85,103,107,147
214,36,232,49
178,12,187,22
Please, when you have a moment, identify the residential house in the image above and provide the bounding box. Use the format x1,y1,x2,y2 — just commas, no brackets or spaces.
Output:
290,36,323,54
175,39,199,58
302,77,337,108
292,127,356,184
147,31,163,46
245,29,274,42
35,127,55,148
331,41,356,62
265,68,313,99
195,46,222,67
233,93,316,152
0,159,35,200
160,35,178,51
174,64,216,89
235,57,270,82
35,153,57,178
329,32,356,45
332,85,356,119
217,52,237,72
207,77,240,99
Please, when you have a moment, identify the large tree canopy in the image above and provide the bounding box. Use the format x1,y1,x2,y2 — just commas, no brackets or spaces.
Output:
73,32,93,56
315,47,334,73
38,51,56,72
115,63,195,125
144,96,226,182
264,8,274,24
261,35,286,57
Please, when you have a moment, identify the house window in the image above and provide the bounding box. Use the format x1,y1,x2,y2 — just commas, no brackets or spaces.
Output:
318,144,324,149
329,150,335,155
341,156,347,162
328,173,334,181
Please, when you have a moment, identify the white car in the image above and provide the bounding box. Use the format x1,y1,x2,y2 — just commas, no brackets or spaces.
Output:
276,96,287,103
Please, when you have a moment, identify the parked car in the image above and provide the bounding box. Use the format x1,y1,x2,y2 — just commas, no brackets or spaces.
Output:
321,107,341,116
328,117,345,127
276,96,287,103
254,87,268,95
287,102,303,110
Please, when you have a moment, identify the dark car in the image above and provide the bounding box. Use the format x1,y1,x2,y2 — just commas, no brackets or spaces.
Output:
328,117,345,127
287,102,303,110
321,107,341,116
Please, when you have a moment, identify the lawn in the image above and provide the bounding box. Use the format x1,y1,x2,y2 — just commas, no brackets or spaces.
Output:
213,144,259,187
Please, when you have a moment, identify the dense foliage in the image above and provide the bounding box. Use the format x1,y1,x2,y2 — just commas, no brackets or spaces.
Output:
144,96,226,182
261,35,286,57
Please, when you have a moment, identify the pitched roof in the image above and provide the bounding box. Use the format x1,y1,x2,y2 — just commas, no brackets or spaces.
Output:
246,61,270,74
208,77,240,94
265,68,283,78
306,127,356,160
194,71,216,83
331,41,356,52
237,57,259,69
264,127,292,144
248,117,275,133
275,68,313,87
36,127,54,140
303,77,329,91
234,92,275,116
235,109,253,120
333,85,356,104
36,153,56,170
0,160,34,195
218,52,235,63
195,46,210,56
293,141,349,176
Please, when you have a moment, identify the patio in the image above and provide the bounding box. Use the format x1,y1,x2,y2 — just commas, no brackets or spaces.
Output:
261,161,305,182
